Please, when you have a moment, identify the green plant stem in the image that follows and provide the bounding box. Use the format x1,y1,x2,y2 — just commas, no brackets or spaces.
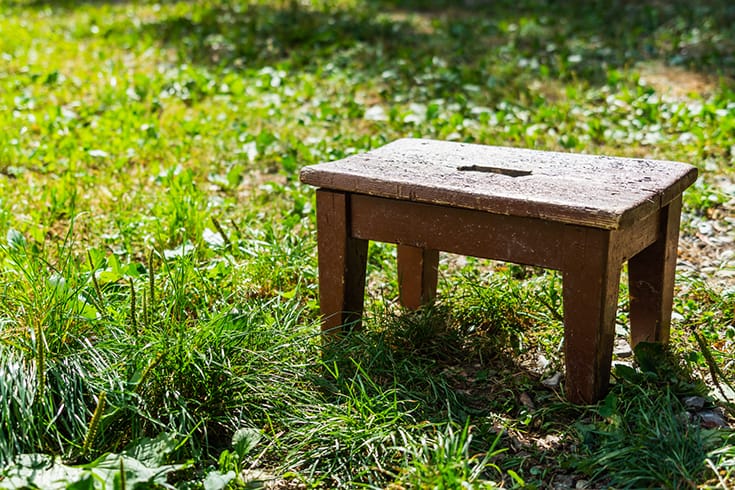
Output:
130,278,137,335
82,391,107,457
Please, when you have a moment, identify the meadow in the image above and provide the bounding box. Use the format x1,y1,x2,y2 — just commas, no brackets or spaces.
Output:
0,0,734,487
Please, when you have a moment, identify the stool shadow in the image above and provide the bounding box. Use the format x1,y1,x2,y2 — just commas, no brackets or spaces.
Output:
318,302,560,422
312,302,721,487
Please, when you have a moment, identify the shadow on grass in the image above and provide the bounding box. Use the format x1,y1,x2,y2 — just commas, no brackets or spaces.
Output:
321,305,546,419
8,0,159,6
572,344,723,488
138,0,735,84
120,0,735,117
138,3,425,74
370,0,735,77
315,300,728,487
14,0,734,98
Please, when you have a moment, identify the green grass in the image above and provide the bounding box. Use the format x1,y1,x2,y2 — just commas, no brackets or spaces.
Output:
1,0,734,488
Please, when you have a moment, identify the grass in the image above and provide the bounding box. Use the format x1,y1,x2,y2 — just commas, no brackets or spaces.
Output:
0,0,734,487
576,386,713,488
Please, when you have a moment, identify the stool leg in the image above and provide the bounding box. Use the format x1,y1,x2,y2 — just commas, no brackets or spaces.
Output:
397,245,439,310
628,196,682,347
316,190,369,335
562,229,621,404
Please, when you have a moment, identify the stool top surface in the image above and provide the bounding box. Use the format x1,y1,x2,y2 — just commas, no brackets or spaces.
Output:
300,138,698,229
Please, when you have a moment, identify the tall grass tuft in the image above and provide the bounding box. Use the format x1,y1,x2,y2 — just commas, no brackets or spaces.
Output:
705,434,735,489
0,345,38,465
393,421,513,488
576,385,717,488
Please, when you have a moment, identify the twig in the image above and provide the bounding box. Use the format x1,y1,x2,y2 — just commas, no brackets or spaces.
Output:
211,216,231,248
693,330,734,407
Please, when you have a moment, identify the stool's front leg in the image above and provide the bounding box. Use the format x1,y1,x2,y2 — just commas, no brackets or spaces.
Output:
316,190,369,335
397,245,439,310
628,196,682,347
562,228,621,404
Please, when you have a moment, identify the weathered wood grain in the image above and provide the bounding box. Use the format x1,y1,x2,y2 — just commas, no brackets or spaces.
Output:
300,138,697,229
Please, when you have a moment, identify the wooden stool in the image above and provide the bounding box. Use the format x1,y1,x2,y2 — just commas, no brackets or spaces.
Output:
299,138,697,404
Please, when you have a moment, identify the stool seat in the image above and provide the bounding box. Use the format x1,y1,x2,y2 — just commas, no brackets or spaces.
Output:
300,138,697,229
300,138,697,404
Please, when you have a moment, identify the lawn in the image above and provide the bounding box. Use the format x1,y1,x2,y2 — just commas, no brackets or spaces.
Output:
0,0,734,488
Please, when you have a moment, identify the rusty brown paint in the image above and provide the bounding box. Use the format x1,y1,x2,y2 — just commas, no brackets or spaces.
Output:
561,227,621,404
303,139,697,403
397,245,439,310
316,190,368,335
352,194,569,268
628,196,683,346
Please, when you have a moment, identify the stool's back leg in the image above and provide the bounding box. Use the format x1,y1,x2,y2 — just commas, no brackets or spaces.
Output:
316,190,369,335
628,196,682,347
562,228,621,404
397,245,439,310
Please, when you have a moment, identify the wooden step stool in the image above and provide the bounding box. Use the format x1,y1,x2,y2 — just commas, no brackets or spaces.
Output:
300,138,697,404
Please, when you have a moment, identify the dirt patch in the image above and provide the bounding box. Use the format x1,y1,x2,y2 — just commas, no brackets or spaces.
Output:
637,61,719,100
